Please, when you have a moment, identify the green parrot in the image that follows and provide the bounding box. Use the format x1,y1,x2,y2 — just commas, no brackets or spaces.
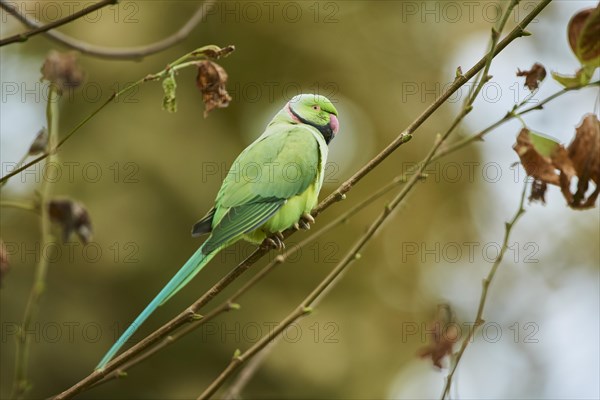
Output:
96,94,339,370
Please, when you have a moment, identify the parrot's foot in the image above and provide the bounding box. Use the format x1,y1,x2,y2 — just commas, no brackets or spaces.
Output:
263,232,285,250
295,213,315,230
275,231,285,240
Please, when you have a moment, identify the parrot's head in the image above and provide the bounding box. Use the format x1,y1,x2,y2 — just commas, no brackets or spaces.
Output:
286,94,339,144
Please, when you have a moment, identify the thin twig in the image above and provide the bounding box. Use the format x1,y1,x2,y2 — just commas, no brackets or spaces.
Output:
222,340,275,400
10,85,60,399
433,80,600,162
467,0,520,106
0,152,29,189
440,181,528,399
0,45,235,185
53,2,551,398
0,0,216,59
0,0,118,47
0,200,39,213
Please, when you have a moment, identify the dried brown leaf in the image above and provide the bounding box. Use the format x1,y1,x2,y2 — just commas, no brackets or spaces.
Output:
517,116,600,209
568,8,594,57
41,51,85,93
569,114,600,184
560,114,600,209
553,6,599,88
417,304,459,369
513,128,563,186
569,5,600,64
517,63,547,91
48,199,93,244
196,61,232,118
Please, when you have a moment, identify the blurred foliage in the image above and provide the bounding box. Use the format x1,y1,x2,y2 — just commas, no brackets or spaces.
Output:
0,1,598,399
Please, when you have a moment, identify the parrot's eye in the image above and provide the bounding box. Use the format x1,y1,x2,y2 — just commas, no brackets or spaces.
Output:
312,105,320,111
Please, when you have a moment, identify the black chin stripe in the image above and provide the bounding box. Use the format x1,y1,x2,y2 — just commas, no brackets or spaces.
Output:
290,107,334,144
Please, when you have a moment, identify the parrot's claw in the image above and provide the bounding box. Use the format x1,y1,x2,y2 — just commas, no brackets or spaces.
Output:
297,213,315,230
302,213,316,224
263,238,277,250
263,235,285,250
298,220,311,230
275,236,286,250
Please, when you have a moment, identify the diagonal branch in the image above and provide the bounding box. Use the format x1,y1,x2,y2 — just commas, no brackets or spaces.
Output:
0,0,216,59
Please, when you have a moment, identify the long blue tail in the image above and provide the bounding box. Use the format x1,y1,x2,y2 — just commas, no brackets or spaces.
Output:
95,244,216,370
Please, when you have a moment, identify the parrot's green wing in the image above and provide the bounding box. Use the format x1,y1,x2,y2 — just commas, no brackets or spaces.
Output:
202,201,284,253
202,124,322,254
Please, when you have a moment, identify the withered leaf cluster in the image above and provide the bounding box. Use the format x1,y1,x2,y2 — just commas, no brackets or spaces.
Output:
513,114,600,209
41,51,85,93
196,61,232,118
417,304,459,369
48,199,93,244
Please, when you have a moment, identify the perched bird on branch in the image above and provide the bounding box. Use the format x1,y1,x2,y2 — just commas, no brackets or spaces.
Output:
96,93,340,370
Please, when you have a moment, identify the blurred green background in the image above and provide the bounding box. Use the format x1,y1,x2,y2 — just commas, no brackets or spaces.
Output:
1,1,599,399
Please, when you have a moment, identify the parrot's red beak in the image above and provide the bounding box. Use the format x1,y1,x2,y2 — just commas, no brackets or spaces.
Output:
330,114,339,136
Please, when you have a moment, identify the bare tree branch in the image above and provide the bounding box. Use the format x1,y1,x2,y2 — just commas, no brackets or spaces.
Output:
0,0,216,59
0,0,118,47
